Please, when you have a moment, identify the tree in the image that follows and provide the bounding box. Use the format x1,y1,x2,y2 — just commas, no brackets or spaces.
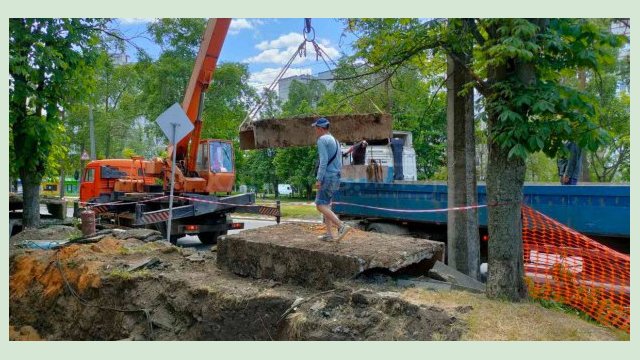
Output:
586,48,630,182
10,18,108,227
274,147,318,199
345,18,624,300
477,19,624,299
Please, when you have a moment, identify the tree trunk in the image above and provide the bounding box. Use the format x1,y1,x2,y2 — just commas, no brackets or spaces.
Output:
89,105,96,160
577,70,590,182
446,51,480,279
59,170,66,198
20,169,42,228
485,136,527,300
581,153,590,182
482,20,544,301
306,184,313,200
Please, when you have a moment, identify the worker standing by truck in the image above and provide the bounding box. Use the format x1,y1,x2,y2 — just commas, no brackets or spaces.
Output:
312,117,351,241
557,141,583,185
343,137,368,165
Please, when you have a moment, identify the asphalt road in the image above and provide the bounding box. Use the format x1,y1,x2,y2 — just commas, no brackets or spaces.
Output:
38,205,305,252
174,218,276,251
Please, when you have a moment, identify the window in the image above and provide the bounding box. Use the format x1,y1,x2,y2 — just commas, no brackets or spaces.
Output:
196,143,209,171
210,142,233,173
84,168,95,183
44,184,57,191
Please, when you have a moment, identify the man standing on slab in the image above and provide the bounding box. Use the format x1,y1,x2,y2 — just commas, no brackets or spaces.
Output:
312,117,352,241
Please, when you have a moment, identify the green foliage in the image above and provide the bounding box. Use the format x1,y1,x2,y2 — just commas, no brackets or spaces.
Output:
122,148,138,158
201,63,258,141
583,47,630,182
347,18,626,167
477,19,626,160
10,18,109,183
147,18,207,56
273,147,318,198
525,152,559,182
282,79,326,115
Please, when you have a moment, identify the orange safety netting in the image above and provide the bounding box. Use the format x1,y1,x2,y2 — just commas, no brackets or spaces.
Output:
521,205,630,333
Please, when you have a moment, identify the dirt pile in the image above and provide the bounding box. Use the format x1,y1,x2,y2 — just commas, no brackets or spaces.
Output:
9,236,464,340
9,231,625,341
10,225,81,243
280,289,465,340
9,325,42,341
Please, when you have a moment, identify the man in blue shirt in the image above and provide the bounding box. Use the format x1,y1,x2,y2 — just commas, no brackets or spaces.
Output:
312,117,352,241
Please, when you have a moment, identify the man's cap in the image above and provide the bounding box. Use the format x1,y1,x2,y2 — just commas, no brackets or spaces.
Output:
311,117,330,128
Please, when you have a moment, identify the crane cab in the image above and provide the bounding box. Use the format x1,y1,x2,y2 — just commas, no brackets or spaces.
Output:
195,139,236,193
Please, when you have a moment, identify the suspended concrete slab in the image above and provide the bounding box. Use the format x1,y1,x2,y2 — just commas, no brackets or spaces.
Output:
239,113,393,150
216,223,445,289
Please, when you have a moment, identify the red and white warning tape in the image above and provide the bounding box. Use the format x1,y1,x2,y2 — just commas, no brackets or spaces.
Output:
80,195,168,207
330,201,488,213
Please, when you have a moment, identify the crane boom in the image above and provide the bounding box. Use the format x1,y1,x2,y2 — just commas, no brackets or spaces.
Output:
175,18,231,172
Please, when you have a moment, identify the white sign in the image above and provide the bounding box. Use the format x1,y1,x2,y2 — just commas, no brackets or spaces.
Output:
81,151,90,160
155,103,194,144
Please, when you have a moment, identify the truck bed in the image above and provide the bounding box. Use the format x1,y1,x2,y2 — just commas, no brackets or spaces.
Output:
333,181,630,239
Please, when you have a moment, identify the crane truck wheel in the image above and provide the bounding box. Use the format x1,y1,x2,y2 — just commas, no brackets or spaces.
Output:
198,230,227,245
154,224,181,245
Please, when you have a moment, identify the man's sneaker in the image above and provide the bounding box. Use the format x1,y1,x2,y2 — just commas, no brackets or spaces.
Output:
318,234,334,242
336,223,352,241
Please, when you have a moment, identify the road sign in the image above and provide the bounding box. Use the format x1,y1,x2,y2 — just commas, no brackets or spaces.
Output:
155,103,194,144
81,151,90,161
154,103,195,242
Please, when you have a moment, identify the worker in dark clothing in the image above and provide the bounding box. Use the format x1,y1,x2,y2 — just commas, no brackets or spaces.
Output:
342,138,368,165
557,141,583,185
389,137,404,180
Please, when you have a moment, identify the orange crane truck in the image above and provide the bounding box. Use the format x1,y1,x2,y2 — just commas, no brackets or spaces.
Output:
79,19,280,244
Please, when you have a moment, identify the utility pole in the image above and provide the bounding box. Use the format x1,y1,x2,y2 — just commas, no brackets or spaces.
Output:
89,105,96,160
446,20,480,280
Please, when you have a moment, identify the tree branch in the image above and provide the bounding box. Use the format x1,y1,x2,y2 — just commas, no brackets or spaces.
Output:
464,18,486,46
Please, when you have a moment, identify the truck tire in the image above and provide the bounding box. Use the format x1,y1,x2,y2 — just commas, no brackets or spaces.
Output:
198,230,227,245
155,223,180,245
366,222,410,236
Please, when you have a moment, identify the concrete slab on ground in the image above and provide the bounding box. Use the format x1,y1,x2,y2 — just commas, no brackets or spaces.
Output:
428,261,486,293
217,223,445,289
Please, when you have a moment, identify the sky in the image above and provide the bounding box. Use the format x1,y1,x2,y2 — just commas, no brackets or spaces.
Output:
113,18,358,90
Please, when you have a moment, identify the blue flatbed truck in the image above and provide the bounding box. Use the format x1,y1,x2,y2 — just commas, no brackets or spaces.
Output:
333,181,630,254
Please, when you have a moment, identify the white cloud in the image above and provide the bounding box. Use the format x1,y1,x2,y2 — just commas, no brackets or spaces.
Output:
229,18,254,35
256,32,303,51
247,32,341,65
249,67,312,90
118,18,155,25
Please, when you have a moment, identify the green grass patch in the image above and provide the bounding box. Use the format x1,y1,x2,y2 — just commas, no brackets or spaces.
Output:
279,204,320,220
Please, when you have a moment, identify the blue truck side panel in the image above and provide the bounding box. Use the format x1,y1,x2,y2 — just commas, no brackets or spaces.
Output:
333,182,630,238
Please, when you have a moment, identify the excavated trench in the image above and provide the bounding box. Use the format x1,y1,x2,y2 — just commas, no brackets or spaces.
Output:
9,231,466,341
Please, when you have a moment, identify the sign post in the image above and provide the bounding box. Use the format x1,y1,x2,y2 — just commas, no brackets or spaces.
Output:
155,103,194,242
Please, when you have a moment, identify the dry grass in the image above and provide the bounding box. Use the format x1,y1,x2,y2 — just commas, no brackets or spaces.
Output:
281,312,308,340
401,288,629,341
107,268,151,280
